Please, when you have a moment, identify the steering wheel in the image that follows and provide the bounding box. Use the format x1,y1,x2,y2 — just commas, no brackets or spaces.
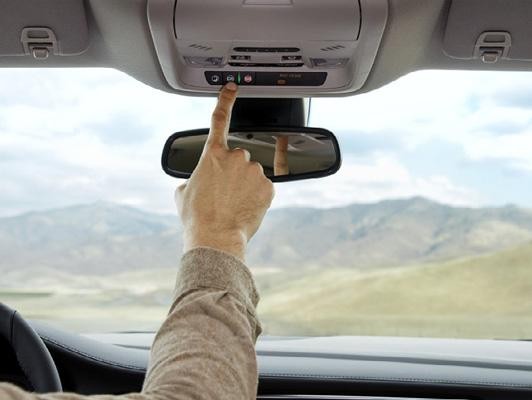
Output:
0,303,62,393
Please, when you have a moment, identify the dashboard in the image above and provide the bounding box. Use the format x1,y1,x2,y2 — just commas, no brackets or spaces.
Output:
2,321,530,399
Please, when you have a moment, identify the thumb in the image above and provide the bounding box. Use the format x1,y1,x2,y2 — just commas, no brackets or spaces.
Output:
175,182,187,213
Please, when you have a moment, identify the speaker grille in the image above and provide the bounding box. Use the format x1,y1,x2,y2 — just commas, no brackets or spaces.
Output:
320,44,346,52
189,43,212,51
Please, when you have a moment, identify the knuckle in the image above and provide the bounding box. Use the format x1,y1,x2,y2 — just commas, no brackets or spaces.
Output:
249,161,264,173
264,177,274,190
174,183,187,209
211,109,228,123
232,148,250,160
263,180,275,202
219,90,235,104
206,143,224,153
175,183,186,197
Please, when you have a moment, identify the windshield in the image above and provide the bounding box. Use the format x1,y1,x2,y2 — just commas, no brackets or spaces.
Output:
1,68,531,339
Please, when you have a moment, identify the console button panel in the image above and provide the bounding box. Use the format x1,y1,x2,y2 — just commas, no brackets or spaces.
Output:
205,71,327,86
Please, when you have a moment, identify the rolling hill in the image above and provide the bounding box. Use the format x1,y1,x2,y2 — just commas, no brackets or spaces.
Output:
258,241,532,338
1,197,532,279
250,197,532,268
1,198,531,337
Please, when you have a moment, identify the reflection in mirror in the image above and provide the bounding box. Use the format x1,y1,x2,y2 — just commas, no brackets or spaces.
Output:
164,128,340,182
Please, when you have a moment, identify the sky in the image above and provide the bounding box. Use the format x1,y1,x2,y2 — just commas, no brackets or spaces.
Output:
0,68,531,217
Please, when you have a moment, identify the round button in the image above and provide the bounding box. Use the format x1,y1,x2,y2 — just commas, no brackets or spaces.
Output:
243,74,253,84
210,75,220,83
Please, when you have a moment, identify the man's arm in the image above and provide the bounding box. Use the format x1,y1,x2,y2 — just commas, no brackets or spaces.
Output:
0,248,261,400
0,82,274,400
142,247,262,400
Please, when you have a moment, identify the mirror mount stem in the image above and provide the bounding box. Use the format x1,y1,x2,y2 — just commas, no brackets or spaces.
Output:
229,98,309,130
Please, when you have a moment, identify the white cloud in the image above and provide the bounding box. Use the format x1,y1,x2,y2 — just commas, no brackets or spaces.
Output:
311,70,532,172
272,154,481,209
0,68,530,217
0,68,216,217
462,132,532,172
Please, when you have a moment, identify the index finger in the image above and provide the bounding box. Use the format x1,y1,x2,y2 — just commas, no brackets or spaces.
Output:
206,83,238,149
274,136,289,176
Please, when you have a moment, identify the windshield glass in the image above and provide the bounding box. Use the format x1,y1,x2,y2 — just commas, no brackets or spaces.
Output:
1,68,531,339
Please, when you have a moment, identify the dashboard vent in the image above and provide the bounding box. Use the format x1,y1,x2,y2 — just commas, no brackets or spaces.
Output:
189,43,212,51
321,44,346,51
228,62,304,68
228,52,304,68
233,47,300,53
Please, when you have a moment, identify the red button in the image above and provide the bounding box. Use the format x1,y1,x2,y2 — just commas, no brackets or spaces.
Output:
243,74,253,84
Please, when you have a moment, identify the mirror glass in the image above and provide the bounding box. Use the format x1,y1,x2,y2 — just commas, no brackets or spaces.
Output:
164,128,340,181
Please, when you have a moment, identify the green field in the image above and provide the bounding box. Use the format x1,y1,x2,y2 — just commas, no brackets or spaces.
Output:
2,242,532,339
258,241,532,338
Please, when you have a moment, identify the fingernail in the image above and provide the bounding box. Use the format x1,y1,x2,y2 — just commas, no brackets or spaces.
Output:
225,82,238,91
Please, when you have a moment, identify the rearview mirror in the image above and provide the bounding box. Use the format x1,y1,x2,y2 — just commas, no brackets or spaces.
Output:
162,127,341,182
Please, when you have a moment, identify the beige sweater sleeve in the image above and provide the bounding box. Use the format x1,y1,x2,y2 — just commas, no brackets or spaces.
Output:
0,247,262,400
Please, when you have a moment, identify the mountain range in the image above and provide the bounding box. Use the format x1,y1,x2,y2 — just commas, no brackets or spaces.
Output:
1,197,532,277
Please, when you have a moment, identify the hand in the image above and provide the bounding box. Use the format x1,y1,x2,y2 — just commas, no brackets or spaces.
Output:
175,83,275,261
274,136,289,176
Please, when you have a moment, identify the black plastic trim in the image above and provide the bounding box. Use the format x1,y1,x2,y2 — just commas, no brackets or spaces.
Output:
233,47,301,53
16,322,532,399
356,0,362,41
172,0,177,39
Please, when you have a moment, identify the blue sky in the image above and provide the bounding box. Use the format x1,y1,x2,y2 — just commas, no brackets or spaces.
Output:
0,68,531,217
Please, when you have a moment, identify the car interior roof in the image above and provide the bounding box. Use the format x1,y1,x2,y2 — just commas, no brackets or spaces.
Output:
1,0,531,98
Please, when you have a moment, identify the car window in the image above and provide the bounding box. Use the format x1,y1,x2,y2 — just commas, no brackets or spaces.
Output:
1,68,531,339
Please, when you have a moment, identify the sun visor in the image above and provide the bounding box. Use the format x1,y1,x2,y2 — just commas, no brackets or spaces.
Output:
444,0,532,63
0,0,89,58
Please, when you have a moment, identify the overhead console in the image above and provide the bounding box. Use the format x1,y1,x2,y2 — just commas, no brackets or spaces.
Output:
147,0,388,97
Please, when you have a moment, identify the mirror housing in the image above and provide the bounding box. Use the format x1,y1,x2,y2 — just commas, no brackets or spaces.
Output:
162,126,341,182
